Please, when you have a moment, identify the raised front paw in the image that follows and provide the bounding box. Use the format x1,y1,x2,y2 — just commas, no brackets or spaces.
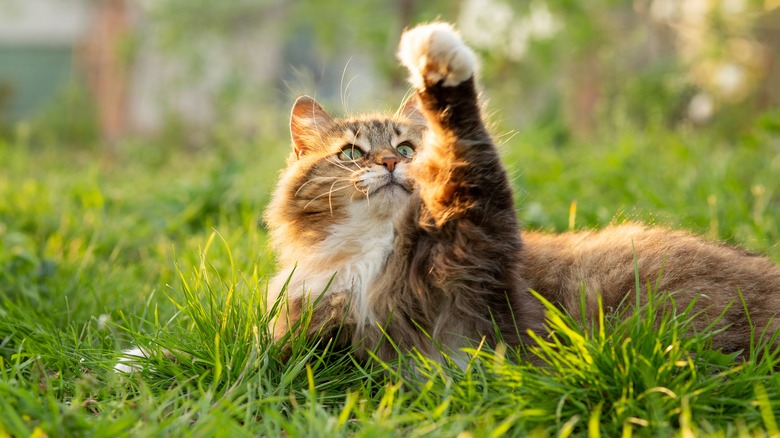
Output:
397,22,477,89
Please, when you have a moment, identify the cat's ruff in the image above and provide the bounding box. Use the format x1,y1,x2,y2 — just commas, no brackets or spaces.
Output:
267,202,396,330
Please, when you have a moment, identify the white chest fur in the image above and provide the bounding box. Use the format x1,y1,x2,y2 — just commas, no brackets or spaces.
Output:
268,203,395,328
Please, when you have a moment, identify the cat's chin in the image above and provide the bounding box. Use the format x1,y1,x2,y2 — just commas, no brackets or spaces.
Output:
363,183,412,214
373,181,411,195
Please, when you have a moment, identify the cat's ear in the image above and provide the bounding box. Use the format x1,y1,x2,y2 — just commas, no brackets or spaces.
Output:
290,96,334,158
396,93,427,126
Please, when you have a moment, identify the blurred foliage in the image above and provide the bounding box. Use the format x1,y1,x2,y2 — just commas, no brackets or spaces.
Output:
1,0,777,147
26,82,99,149
459,0,774,135
137,0,774,125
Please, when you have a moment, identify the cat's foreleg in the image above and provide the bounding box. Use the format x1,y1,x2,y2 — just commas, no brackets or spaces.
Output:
397,23,517,231
396,23,534,348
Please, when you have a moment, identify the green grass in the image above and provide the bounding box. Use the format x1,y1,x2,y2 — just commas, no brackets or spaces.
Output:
1,110,780,437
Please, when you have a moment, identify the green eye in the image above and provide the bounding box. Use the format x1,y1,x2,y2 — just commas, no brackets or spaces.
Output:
396,142,415,158
338,145,364,161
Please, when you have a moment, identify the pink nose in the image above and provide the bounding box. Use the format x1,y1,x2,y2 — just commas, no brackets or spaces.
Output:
381,156,399,172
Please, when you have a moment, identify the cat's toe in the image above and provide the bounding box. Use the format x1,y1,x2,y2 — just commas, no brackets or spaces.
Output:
398,22,477,89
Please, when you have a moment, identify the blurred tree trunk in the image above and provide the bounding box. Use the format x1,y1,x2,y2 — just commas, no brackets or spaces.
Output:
756,7,780,111
398,0,415,28
82,0,131,151
563,54,602,139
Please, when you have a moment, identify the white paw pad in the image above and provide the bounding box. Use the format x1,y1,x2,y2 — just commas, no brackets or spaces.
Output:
398,22,477,89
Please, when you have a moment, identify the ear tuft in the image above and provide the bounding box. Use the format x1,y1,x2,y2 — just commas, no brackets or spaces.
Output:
396,94,427,126
290,96,334,158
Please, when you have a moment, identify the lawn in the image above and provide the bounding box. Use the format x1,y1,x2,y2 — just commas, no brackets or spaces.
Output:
1,109,780,436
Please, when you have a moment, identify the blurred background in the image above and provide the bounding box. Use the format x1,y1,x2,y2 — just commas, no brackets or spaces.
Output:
1,0,778,150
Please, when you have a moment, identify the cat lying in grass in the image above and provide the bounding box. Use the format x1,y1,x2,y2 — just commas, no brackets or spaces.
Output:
264,22,780,363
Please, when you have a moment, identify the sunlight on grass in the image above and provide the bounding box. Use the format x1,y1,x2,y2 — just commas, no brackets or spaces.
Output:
1,116,780,435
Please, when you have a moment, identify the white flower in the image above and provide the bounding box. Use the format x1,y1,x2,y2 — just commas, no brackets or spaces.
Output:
97,314,110,330
459,0,514,50
714,62,745,97
688,92,715,123
526,2,561,40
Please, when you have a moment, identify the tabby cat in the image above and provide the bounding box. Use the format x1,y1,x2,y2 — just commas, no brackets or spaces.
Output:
265,22,780,363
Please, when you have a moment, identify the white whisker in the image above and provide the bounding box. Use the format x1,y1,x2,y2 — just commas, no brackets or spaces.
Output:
302,184,352,211
340,57,354,114
343,74,358,113
327,178,343,216
324,156,361,174
295,176,349,197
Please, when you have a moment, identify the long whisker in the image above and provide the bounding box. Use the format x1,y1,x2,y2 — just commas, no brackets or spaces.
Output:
342,74,358,114
327,152,366,173
324,157,362,175
363,184,371,209
302,184,352,211
295,176,350,197
327,178,343,216
340,57,354,114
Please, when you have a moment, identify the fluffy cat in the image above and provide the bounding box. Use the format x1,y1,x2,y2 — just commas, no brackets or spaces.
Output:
265,22,780,363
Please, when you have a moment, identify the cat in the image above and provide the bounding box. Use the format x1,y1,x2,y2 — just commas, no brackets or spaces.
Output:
264,22,780,364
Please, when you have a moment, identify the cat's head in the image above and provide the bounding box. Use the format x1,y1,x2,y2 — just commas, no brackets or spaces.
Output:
265,95,426,261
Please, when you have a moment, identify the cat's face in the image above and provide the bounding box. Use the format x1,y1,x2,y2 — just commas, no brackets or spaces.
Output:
283,96,426,219
264,96,427,258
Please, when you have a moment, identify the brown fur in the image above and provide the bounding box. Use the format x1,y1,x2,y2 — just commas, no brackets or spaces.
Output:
522,225,780,352
265,23,780,363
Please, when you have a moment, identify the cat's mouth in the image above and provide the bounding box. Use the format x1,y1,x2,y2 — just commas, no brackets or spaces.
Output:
374,180,411,194
357,168,414,198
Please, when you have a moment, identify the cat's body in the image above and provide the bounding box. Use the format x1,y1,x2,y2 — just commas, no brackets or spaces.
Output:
523,225,780,352
265,22,780,362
